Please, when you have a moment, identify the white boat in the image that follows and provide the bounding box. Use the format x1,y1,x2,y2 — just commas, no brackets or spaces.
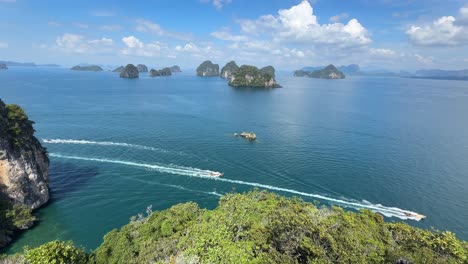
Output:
210,172,224,177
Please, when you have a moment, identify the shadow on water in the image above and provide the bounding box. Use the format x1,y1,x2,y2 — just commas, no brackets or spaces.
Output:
1,162,99,253
47,161,100,203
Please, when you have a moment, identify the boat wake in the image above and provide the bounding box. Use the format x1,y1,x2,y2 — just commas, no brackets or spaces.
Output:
49,153,425,221
43,139,173,154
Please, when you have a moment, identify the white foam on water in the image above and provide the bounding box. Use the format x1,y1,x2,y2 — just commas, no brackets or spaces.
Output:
43,139,171,153
49,153,424,221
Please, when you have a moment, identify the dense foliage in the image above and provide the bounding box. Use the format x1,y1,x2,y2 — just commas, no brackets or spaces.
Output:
229,65,279,88
0,188,35,247
23,241,88,264
93,190,467,263
3,104,35,147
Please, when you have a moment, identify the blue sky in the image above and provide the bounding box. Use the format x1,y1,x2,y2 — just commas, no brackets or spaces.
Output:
1,0,467,70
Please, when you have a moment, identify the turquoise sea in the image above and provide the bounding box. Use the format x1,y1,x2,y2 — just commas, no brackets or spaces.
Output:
1,67,467,252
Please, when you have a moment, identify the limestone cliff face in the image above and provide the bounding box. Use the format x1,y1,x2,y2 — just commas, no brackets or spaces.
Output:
220,61,239,79
0,99,49,210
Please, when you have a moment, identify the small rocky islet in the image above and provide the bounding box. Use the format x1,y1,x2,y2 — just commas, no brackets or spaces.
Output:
196,60,220,77
0,63,8,70
136,64,148,73
294,64,346,79
149,67,172,77
119,64,139,79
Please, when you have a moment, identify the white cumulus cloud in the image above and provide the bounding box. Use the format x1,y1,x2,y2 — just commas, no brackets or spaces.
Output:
330,13,349,23
56,33,113,54
406,4,468,46
238,0,371,48
121,36,162,57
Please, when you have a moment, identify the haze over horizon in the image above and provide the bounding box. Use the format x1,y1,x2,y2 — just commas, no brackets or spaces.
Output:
1,0,468,71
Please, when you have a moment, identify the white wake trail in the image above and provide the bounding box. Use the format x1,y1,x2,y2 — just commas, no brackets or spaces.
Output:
43,139,170,153
49,153,424,221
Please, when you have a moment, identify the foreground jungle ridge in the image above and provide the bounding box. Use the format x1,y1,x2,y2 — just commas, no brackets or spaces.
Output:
1,191,467,263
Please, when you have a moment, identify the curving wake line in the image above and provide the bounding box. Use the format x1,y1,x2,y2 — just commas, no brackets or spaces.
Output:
43,139,172,153
49,153,425,221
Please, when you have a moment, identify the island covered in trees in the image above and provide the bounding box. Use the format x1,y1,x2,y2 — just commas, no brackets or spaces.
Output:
294,64,346,79
70,65,103,72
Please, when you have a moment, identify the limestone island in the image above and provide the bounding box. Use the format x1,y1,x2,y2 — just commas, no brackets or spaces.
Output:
137,64,148,73
221,61,239,79
229,65,281,88
112,66,124,73
169,65,181,72
0,63,7,70
294,64,345,79
70,65,103,71
149,67,172,77
0,99,49,246
196,60,219,77
120,64,139,79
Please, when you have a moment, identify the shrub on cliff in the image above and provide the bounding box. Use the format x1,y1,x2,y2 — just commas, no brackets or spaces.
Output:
24,241,88,264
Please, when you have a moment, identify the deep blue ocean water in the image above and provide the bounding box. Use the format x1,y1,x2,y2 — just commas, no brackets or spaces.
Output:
1,67,467,252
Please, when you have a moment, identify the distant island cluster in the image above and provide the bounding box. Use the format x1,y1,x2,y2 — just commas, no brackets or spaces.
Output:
294,65,346,79
196,60,281,88
70,64,182,79
3,59,467,81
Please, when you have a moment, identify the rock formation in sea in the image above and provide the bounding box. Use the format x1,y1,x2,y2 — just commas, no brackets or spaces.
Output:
137,64,148,73
0,100,49,210
0,63,7,70
112,66,124,73
149,69,161,77
70,65,103,71
120,64,139,79
196,60,219,77
169,65,181,72
149,68,172,77
294,65,345,79
220,61,239,79
229,65,281,88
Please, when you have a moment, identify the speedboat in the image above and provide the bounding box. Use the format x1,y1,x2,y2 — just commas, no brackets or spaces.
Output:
210,172,224,177
404,212,426,220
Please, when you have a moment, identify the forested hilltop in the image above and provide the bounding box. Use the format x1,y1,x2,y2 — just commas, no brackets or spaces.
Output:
2,190,466,263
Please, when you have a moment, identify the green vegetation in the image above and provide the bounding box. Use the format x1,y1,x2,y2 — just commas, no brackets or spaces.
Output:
0,191,466,262
23,241,88,264
229,65,280,88
4,104,34,147
70,65,103,72
92,190,467,263
0,188,35,247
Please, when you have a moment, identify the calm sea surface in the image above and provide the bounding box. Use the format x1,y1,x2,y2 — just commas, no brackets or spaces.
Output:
1,67,467,252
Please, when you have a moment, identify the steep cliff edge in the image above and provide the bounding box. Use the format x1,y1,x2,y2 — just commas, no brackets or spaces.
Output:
0,100,49,210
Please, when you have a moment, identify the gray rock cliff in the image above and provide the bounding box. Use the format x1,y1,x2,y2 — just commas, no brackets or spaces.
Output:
0,99,49,210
